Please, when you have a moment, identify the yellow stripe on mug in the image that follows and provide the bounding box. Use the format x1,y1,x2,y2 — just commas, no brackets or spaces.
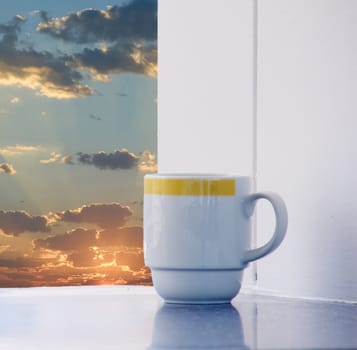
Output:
144,178,236,196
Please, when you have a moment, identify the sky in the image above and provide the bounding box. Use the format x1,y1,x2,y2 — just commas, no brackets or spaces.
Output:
0,0,157,287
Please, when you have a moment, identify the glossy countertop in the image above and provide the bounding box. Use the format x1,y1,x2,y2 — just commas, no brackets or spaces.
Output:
0,286,356,349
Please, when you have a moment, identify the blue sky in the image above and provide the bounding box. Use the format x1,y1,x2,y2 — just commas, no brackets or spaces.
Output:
0,0,156,287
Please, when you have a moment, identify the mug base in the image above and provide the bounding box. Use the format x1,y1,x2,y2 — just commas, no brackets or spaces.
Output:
151,268,243,304
164,299,231,305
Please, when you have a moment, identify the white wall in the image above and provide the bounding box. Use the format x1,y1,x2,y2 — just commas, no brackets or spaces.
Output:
257,0,357,302
159,0,357,302
158,0,255,175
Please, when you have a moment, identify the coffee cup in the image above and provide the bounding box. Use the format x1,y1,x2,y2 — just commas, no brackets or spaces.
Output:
144,174,288,304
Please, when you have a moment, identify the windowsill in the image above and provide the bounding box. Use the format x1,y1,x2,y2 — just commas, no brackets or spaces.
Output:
1,285,356,349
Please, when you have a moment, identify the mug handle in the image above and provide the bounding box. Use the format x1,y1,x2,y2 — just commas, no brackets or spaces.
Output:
242,191,288,265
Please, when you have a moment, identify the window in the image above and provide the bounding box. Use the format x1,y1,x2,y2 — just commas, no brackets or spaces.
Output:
0,0,157,287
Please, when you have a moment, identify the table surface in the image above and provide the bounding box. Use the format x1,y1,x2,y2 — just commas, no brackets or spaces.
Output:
0,286,356,350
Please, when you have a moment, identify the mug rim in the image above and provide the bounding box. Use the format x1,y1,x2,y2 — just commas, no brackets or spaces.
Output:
144,173,252,180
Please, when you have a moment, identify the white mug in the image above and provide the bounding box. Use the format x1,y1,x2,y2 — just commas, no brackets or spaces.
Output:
144,174,288,304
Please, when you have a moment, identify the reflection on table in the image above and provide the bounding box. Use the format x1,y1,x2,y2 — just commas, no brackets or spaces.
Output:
148,303,250,350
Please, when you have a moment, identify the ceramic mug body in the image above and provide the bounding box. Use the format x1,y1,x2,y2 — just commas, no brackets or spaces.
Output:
144,174,287,304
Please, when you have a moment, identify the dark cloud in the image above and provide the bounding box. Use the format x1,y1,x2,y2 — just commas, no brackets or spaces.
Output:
33,226,144,269
33,228,97,251
40,148,157,173
0,210,50,236
89,113,102,121
0,256,51,268
37,2,157,79
67,248,97,267
32,222,144,270
0,263,152,287
0,16,92,99
77,149,139,170
0,162,16,175
37,1,157,43
116,251,145,271
0,15,23,47
34,225,142,252
98,226,143,248
0,2,157,98
73,43,157,78
66,249,115,268
57,203,132,229
2,222,149,286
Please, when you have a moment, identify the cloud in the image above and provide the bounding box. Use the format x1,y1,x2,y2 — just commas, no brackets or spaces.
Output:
0,256,51,268
0,210,50,236
34,226,143,252
1,146,68,168
33,228,97,251
67,248,97,267
116,251,145,271
89,113,102,121
61,155,74,165
32,226,145,270
0,244,10,254
0,16,92,99
39,152,75,165
2,225,149,286
0,144,43,156
0,262,151,287
37,1,157,43
0,162,16,175
48,148,156,172
0,147,76,167
98,226,143,248
40,152,61,164
138,150,157,173
56,203,132,229
10,96,20,104
37,2,157,79
73,43,157,78
77,149,139,170
0,3,157,99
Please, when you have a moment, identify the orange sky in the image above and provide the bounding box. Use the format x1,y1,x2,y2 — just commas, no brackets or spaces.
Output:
0,203,153,287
